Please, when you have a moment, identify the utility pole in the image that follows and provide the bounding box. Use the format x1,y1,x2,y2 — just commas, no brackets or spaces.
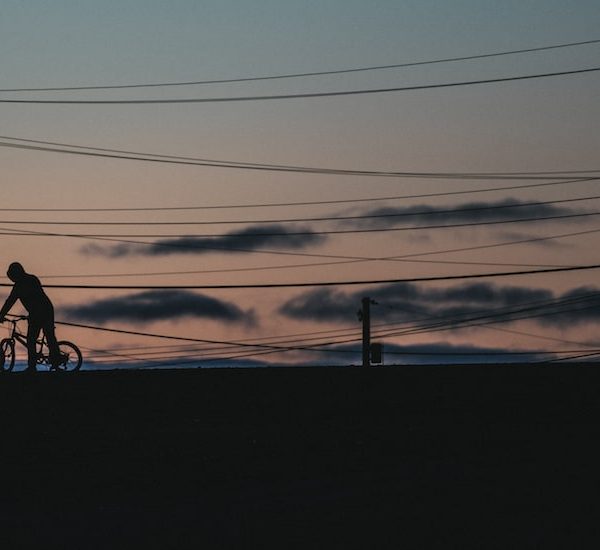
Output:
360,297,371,368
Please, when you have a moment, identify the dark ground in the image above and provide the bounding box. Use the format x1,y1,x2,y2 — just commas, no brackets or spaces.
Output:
1,364,600,548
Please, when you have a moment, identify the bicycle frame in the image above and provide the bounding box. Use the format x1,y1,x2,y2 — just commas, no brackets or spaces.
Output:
5,316,49,361
1,315,83,372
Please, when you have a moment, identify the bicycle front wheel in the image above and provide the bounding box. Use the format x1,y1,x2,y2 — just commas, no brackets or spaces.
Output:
0,338,15,372
55,341,83,371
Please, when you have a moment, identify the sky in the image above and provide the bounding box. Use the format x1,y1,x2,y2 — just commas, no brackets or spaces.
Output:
1,1,599,369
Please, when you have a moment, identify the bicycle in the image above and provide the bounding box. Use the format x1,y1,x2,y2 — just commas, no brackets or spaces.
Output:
0,316,83,372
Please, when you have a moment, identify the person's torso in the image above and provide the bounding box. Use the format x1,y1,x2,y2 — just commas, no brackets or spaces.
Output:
14,274,53,316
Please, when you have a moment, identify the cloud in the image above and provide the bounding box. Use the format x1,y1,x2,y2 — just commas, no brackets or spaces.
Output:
80,224,326,257
287,341,551,366
60,290,256,326
279,282,552,322
343,198,586,229
82,356,273,370
494,230,571,249
279,282,600,329
279,288,362,323
538,286,600,327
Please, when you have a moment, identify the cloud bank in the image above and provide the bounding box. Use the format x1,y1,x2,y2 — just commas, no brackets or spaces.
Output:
61,290,256,326
288,341,550,366
80,224,325,257
344,198,586,229
279,283,600,329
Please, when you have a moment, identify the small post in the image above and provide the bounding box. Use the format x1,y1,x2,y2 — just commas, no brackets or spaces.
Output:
361,297,371,368
370,342,383,365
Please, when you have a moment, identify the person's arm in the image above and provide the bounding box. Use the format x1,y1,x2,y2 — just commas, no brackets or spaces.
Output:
0,287,18,321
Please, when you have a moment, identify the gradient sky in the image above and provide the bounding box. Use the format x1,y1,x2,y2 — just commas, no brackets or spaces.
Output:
1,1,599,368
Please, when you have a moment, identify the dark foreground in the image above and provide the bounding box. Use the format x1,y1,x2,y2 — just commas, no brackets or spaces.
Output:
1,364,600,548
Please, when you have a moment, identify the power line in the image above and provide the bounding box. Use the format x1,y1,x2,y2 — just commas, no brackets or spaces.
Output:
70,291,600,366
477,324,599,349
0,224,386,261
1,210,598,238
2,138,597,181
79,320,376,362
0,179,595,212
373,288,598,330
85,293,582,357
2,38,598,92
76,321,359,355
54,321,296,352
0,195,597,226
52,291,600,365
545,352,600,363
381,348,599,356
375,291,600,341
7,135,598,176
8,136,600,178
126,295,600,361
1,263,599,290
55,319,357,354
23,226,600,280
39,257,577,274
0,207,596,273
543,353,600,363
393,227,600,260
53,319,600,362
0,66,598,104
375,296,582,339
33,261,369,279
2,224,522,264
22,260,560,280
371,312,595,352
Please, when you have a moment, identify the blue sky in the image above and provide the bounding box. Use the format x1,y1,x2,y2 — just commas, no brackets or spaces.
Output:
3,1,599,80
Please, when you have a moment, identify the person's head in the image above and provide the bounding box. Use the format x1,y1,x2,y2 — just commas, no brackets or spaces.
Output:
7,262,26,282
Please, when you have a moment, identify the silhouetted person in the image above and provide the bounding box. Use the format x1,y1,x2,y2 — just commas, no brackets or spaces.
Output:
0,262,60,372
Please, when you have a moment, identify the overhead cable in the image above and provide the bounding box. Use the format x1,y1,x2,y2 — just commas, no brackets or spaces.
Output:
0,66,598,104
0,210,598,238
1,139,598,181
25,226,600,280
0,177,595,213
0,194,597,226
69,292,600,365
55,319,357,354
53,320,600,359
2,38,598,92
376,292,600,340
52,292,600,365
1,263,600,290
0,210,596,270
21,225,600,282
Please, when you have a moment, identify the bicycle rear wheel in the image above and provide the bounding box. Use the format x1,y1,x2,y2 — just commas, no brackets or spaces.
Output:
0,338,15,372
54,340,83,371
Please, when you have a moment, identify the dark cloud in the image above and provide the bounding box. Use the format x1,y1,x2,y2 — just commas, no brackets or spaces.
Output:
494,231,571,249
279,288,361,323
288,341,550,366
81,340,548,368
344,198,585,229
61,290,256,326
376,341,549,364
82,356,272,370
538,286,600,327
280,282,552,323
80,224,325,257
279,282,600,329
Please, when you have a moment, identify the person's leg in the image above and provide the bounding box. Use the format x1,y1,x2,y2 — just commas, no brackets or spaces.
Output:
26,319,42,371
43,321,61,368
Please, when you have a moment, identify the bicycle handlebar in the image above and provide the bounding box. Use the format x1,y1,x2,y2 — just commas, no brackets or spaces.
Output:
3,315,28,322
